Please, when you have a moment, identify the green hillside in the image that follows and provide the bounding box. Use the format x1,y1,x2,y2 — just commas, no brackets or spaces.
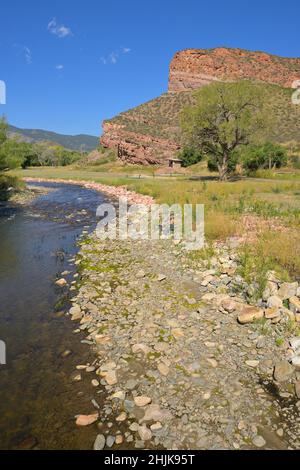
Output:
104,83,300,145
8,125,99,152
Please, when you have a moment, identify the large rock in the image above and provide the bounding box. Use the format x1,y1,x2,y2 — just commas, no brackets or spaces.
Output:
273,361,295,382
289,296,300,313
237,306,264,324
264,307,281,320
262,281,278,301
267,295,283,308
70,305,83,321
277,282,298,300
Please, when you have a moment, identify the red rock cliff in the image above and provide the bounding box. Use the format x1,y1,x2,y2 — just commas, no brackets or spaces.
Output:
169,47,300,92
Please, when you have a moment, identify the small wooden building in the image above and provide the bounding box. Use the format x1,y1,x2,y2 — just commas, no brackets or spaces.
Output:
168,158,182,169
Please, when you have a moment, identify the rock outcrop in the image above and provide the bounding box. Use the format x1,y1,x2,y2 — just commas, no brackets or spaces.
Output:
101,122,180,165
169,47,300,92
100,47,300,165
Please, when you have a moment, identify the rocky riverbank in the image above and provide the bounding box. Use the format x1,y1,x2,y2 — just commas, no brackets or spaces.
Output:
63,228,300,450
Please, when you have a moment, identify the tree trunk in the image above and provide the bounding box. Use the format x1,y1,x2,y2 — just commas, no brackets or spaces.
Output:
218,153,229,181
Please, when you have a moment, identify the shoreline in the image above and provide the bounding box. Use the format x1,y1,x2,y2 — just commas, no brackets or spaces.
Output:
21,177,300,449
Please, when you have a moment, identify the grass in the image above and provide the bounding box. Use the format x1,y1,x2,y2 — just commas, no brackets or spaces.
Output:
10,165,300,280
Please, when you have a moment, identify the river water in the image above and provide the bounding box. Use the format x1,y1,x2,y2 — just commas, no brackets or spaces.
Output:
0,182,108,449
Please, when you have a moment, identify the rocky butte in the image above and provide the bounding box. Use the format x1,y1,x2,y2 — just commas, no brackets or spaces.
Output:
100,47,300,165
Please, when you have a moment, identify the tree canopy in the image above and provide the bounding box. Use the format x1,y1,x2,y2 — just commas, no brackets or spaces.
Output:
181,80,273,180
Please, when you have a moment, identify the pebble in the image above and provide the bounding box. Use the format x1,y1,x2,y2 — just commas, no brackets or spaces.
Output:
252,435,266,448
138,425,152,441
76,413,98,426
116,412,127,422
134,396,152,407
93,434,106,450
115,435,123,445
245,360,259,368
106,436,115,448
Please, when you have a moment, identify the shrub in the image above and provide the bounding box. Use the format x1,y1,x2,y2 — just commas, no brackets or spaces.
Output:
178,147,202,167
242,143,288,172
0,174,23,201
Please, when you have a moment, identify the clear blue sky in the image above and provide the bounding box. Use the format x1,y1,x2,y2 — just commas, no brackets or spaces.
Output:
1,0,299,136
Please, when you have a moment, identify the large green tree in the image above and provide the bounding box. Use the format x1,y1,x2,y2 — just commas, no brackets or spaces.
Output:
181,81,272,181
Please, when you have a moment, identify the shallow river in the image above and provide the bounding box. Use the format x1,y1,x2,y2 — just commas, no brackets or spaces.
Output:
0,182,108,449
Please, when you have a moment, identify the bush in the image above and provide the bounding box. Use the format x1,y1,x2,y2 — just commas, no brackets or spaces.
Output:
290,155,300,169
178,147,202,167
0,175,23,201
242,143,287,172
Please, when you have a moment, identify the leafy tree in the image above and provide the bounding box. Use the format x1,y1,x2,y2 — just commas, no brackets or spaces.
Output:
181,81,272,181
242,143,287,172
0,140,28,170
207,151,239,173
178,147,203,167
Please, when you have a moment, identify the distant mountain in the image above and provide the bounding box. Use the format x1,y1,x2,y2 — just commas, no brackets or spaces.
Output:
8,125,99,152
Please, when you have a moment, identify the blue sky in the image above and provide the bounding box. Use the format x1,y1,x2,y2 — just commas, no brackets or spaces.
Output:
0,0,299,136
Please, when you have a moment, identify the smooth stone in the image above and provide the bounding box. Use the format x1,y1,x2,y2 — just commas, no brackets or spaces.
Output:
115,435,123,445
76,413,98,426
252,435,266,448
93,434,106,450
158,363,170,376
138,425,152,441
55,278,67,287
116,412,127,422
106,436,115,448
134,396,152,407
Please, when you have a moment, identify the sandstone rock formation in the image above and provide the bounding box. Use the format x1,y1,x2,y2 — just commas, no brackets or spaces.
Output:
169,47,300,92
101,122,180,165
100,47,300,165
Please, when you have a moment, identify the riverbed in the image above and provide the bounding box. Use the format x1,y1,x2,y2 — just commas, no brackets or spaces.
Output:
0,182,108,450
